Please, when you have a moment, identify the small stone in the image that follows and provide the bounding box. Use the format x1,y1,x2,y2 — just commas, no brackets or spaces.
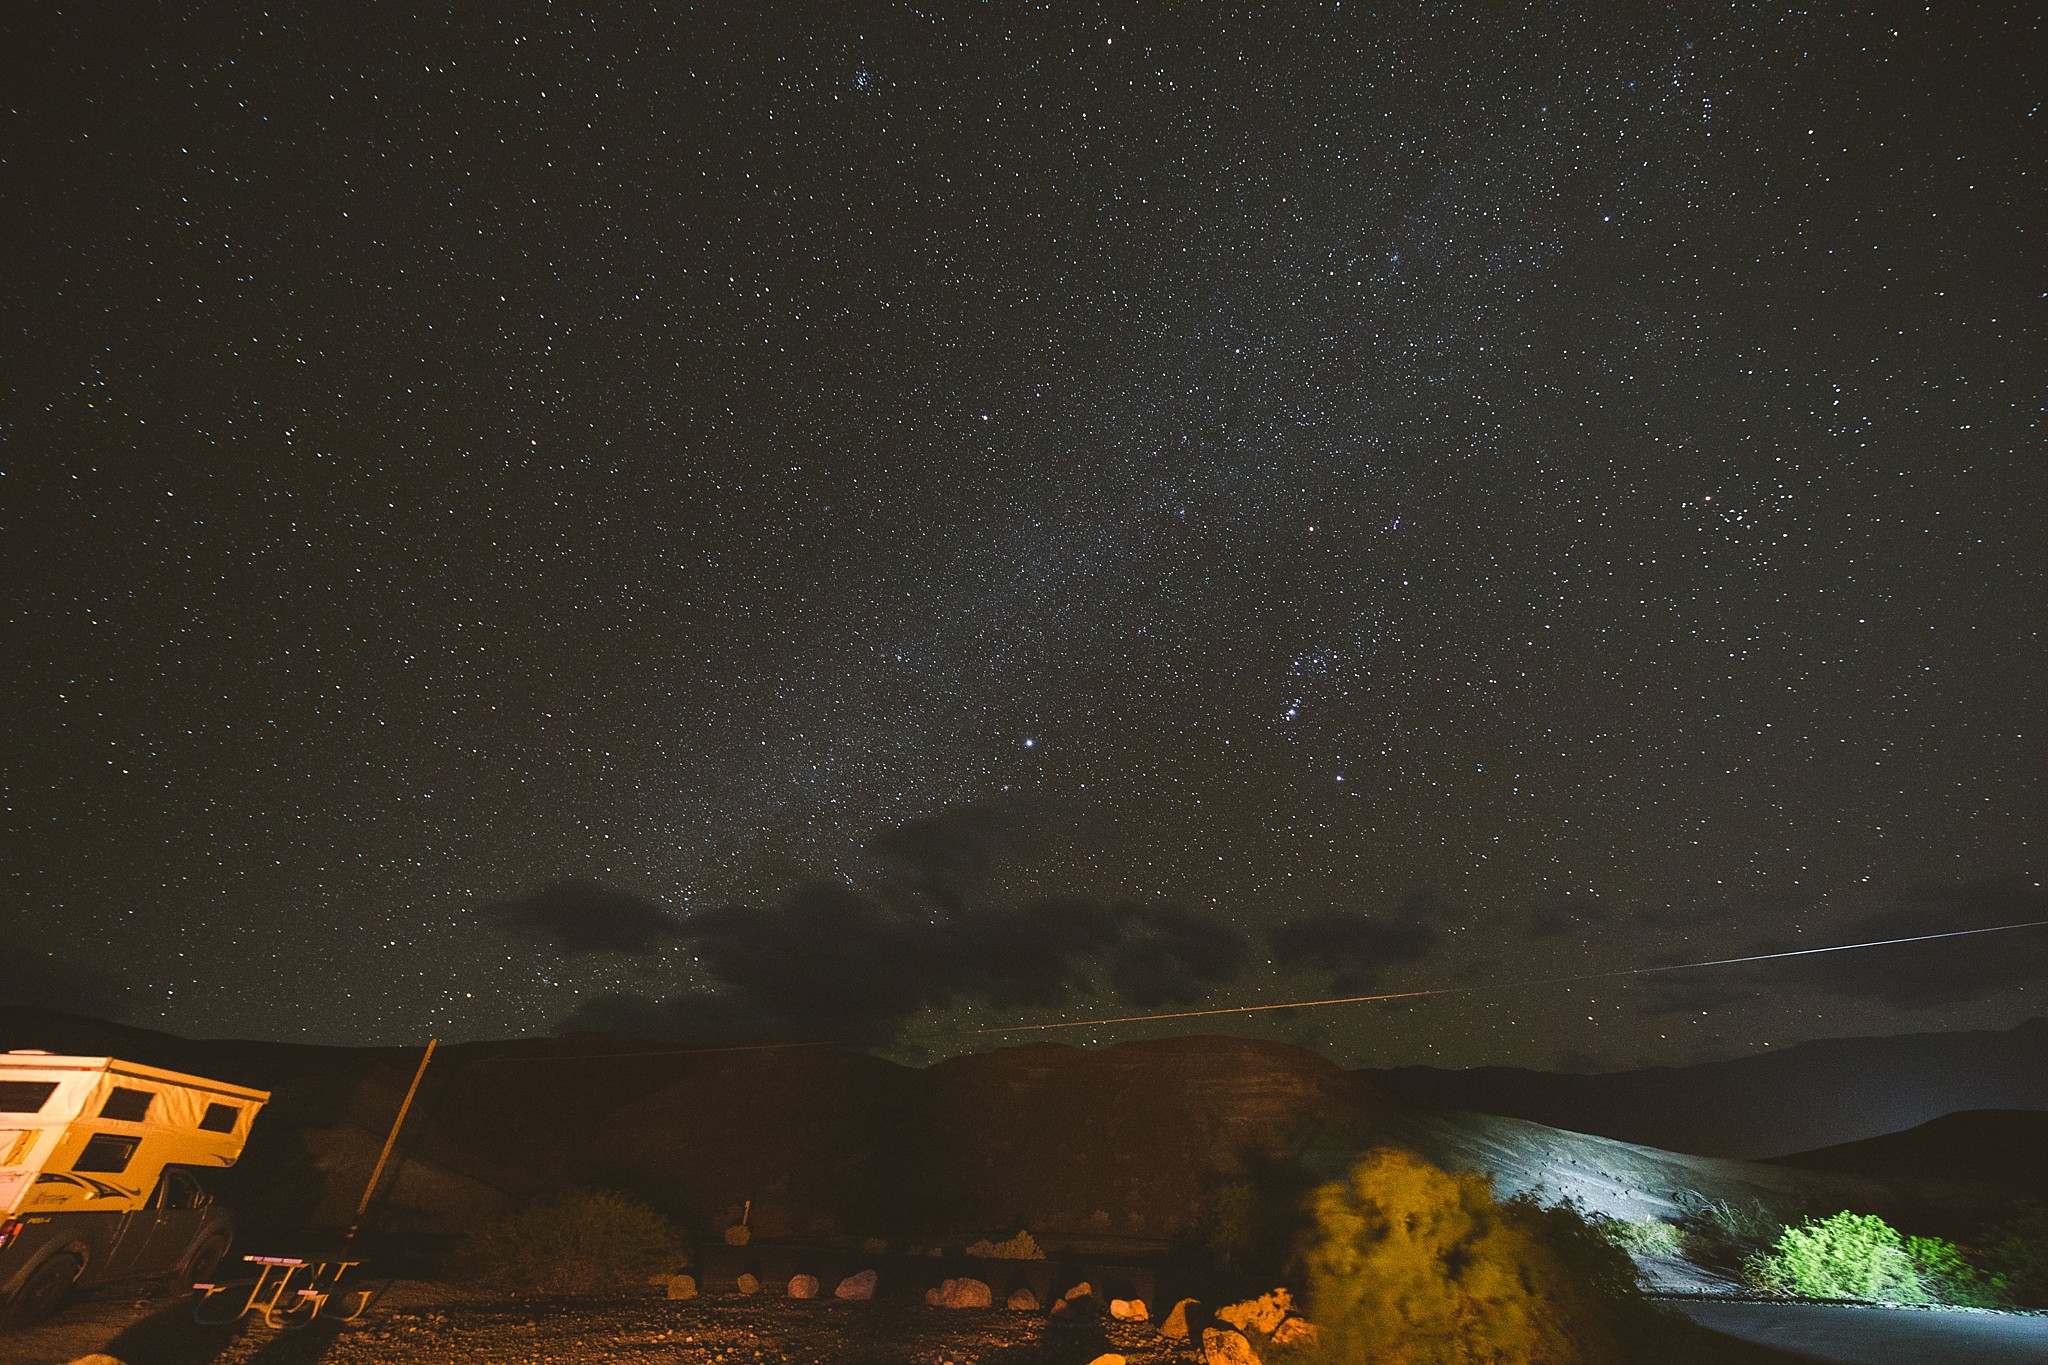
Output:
1160,1298,1201,1340
936,1276,993,1308
665,1274,698,1300
787,1274,820,1299
834,1269,877,1301
862,1236,889,1255
1110,1297,1148,1322
1270,1319,1320,1349
1063,1281,1094,1302
735,1273,762,1295
1203,1327,1262,1365
1216,1289,1293,1337
924,1286,941,1306
65,1357,128,1365
723,1224,752,1246
1006,1287,1039,1311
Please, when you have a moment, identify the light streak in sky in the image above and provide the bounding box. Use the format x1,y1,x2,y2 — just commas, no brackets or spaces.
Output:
972,917,2048,1035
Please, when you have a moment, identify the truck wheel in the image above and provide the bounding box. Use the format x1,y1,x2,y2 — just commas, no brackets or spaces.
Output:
184,1233,232,1285
4,1254,81,1329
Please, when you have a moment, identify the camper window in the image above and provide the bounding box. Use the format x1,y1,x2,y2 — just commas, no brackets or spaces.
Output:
100,1088,156,1122
0,1081,58,1114
198,1102,240,1133
73,1133,141,1173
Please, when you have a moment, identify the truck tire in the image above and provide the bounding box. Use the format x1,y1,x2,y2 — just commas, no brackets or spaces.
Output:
3,1253,81,1329
184,1232,232,1285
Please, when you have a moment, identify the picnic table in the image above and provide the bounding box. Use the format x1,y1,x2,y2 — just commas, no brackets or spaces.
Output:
192,1252,376,1328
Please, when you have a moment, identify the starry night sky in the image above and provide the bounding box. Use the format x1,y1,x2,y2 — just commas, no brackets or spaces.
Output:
5,3,2043,1069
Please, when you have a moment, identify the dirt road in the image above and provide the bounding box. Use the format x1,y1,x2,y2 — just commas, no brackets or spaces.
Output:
1669,1299,2048,1365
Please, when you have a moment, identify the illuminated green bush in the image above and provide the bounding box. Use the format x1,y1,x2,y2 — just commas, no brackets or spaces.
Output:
1599,1215,1687,1258
1743,1212,1924,1302
1744,1210,2012,1306
460,1188,684,1294
1300,1148,1644,1365
1905,1234,2008,1308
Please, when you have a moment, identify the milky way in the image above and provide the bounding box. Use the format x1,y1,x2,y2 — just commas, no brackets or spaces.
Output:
6,4,2041,1066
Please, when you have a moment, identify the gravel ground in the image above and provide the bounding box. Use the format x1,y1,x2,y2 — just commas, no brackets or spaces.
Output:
0,1283,1188,1365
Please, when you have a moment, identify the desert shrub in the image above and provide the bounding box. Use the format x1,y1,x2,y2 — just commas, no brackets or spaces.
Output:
1300,1147,1648,1365
1598,1215,1687,1258
1905,1235,2008,1307
460,1188,683,1294
1743,1211,1925,1302
1200,1181,1258,1263
1985,1201,2048,1308
965,1229,1046,1259
1676,1195,1786,1257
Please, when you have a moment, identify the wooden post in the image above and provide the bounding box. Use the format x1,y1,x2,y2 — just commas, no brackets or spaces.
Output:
345,1038,436,1246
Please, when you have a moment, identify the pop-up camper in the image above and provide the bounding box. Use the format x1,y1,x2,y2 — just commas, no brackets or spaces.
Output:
0,1051,269,1326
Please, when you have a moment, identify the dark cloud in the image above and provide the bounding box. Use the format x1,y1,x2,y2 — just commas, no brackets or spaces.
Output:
501,808,1260,1046
1104,902,1252,1007
1267,891,1442,993
1773,879,2048,1009
550,887,1253,1046
488,879,685,954
866,802,1014,910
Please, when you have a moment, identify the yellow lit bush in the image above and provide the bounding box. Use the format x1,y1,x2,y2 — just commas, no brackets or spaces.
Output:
1299,1148,1644,1365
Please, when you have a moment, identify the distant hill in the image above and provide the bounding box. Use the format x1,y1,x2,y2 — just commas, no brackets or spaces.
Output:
1365,1017,2048,1159
1770,1110,2048,1194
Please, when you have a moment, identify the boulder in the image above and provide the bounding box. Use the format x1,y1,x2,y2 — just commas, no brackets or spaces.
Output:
735,1273,762,1295
936,1276,993,1308
1159,1298,1201,1340
1270,1319,1320,1349
1063,1280,1094,1302
1085,1356,1128,1365
1216,1289,1292,1336
1006,1287,1040,1311
1202,1327,1262,1365
834,1269,878,1301
664,1274,697,1300
787,1274,820,1299
1110,1297,1148,1321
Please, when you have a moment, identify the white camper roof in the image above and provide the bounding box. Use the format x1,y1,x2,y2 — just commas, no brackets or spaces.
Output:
0,1052,271,1216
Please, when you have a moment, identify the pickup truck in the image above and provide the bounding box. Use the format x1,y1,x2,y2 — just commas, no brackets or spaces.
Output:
0,1052,269,1328
1,1165,238,1326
